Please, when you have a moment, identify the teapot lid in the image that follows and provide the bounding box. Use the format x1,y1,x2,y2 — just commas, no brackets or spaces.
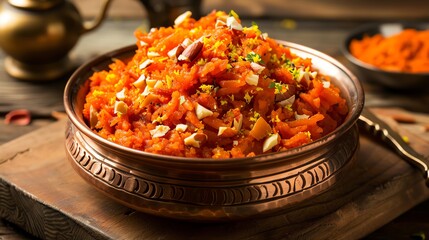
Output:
8,0,63,10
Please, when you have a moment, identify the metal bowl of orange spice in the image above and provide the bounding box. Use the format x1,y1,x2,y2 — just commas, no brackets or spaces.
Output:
64,11,364,221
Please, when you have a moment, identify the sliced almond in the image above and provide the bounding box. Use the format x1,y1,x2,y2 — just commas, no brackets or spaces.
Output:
195,103,213,120
174,11,192,26
178,40,203,62
263,133,279,152
184,133,207,148
249,117,272,140
149,125,170,138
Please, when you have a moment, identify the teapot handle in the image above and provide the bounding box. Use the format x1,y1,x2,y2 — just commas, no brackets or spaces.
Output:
82,0,113,34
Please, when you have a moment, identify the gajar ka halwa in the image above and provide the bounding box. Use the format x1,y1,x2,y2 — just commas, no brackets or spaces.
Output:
83,10,348,158
350,29,429,73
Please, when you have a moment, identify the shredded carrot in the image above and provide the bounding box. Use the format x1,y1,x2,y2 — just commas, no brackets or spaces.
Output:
83,10,348,158
350,29,429,73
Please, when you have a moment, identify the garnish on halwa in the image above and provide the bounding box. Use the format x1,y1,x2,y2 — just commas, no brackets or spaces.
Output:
83,10,348,158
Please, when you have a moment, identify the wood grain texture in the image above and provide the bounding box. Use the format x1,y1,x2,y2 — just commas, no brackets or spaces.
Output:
1,108,429,239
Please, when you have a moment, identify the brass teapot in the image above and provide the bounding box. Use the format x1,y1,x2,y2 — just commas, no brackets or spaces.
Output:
0,0,112,81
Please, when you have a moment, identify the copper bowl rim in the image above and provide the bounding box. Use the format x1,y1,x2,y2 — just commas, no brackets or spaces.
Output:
64,40,364,165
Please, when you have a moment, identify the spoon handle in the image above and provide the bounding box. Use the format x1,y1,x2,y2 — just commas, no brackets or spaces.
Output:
358,108,429,187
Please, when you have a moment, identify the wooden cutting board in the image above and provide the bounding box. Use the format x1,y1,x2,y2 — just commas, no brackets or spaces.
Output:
1,108,429,240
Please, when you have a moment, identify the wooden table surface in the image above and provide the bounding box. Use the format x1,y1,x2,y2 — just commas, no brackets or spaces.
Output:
1,17,429,239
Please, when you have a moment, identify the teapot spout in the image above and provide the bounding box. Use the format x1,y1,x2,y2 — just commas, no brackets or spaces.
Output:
82,0,113,34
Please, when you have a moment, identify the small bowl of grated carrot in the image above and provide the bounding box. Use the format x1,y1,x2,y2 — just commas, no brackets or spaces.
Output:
64,10,364,221
343,22,429,90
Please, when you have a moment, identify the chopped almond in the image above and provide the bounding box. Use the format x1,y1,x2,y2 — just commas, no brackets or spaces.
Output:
226,16,243,31
168,45,185,58
249,117,272,140
114,101,128,115
175,124,188,132
195,103,213,120
139,59,153,70
233,114,243,131
174,11,192,26
245,73,259,86
218,127,237,137
263,133,279,152
116,88,126,100
250,62,265,73
184,133,207,148
149,125,170,138
133,74,146,88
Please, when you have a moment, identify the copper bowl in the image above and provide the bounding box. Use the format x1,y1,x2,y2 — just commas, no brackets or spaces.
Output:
64,41,364,221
